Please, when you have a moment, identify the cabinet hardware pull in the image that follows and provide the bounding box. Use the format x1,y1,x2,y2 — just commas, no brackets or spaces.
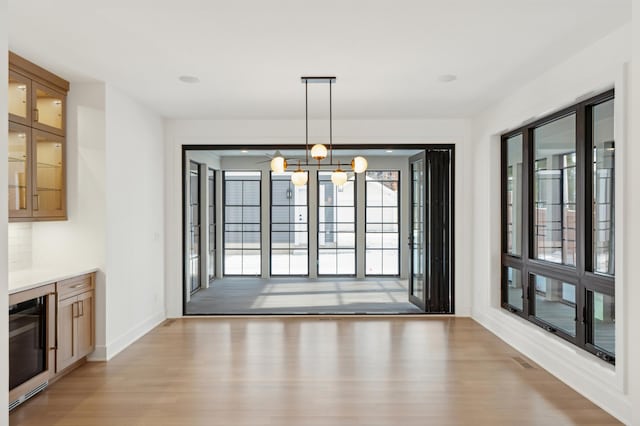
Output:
72,301,77,318
80,300,84,317
33,194,39,210
34,109,39,122
70,283,87,289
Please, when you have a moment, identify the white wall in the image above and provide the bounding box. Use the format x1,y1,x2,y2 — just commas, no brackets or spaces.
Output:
628,4,640,425
165,118,473,318
1,0,9,423
30,82,107,354
104,86,165,360
470,24,631,422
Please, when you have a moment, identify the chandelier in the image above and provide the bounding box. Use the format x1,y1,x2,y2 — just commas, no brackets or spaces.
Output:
270,76,367,186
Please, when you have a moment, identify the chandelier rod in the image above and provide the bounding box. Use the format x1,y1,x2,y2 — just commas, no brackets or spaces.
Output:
305,79,309,165
329,78,333,164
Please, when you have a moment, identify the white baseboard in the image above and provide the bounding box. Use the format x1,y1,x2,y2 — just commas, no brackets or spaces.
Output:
87,346,107,361
91,311,166,361
473,308,630,424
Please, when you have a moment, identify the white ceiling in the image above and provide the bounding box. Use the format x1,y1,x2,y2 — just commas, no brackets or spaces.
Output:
8,0,630,119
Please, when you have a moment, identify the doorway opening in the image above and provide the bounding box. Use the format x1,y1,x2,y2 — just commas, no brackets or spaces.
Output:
182,144,454,315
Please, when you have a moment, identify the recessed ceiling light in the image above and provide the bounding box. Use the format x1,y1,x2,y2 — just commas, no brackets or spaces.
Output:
385,150,393,153
179,75,200,84
437,74,457,83
241,150,249,153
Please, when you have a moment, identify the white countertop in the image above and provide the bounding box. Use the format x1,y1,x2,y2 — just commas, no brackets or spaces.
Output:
9,266,99,294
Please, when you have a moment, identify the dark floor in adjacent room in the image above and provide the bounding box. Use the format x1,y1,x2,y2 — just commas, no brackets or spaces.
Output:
186,277,422,314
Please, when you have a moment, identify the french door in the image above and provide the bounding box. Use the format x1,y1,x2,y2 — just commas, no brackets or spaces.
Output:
409,148,454,313
189,161,201,294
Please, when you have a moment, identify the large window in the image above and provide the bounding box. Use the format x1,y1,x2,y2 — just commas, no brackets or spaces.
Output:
223,171,261,276
501,90,615,364
365,171,400,275
271,172,309,275
318,171,356,275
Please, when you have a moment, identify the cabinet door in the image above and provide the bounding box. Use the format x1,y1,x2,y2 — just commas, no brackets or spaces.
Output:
32,81,65,136
8,123,32,218
76,291,94,358
9,71,31,125
32,129,66,218
56,296,77,372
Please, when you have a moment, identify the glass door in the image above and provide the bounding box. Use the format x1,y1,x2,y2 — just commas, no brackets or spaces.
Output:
8,70,31,125
408,149,454,313
32,130,65,218
189,161,201,294
208,168,216,282
32,82,65,136
409,152,427,310
8,123,32,218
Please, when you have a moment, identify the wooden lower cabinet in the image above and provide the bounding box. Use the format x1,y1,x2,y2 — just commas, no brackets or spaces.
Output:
56,274,95,373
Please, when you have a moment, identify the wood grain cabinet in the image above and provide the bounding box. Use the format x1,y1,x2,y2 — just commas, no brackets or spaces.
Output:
56,274,95,373
7,51,68,221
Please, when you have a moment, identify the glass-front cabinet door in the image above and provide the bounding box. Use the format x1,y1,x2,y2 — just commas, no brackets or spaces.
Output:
32,82,65,136
8,123,32,218
8,71,31,125
32,130,65,218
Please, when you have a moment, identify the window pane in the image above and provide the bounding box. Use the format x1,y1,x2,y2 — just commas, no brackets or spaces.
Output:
225,181,242,204
242,251,261,275
533,274,576,336
382,250,399,275
224,249,242,275
366,233,382,249
225,206,242,223
336,250,356,275
592,99,615,275
505,134,523,256
590,291,615,354
365,250,383,275
505,267,523,310
533,114,577,266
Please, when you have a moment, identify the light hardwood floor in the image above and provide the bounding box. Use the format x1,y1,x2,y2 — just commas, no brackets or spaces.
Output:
10,317,620,426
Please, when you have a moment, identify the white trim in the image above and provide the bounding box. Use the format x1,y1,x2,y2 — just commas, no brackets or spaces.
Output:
474,308,630,423
98,311,166,361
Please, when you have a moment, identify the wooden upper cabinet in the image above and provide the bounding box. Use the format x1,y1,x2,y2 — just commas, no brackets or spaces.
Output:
8,52,69,221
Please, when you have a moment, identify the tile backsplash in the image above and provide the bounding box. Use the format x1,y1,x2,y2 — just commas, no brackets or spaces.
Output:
8,222,32,271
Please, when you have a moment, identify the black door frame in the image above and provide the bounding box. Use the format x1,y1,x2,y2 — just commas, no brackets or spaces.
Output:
181,143,455,316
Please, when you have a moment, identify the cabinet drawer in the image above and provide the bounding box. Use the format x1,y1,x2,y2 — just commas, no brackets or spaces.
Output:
56,274,94,299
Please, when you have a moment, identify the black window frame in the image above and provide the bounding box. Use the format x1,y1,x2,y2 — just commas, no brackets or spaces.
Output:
501,89,615,365
317,170,357,277
364,170,401,277
222,170,262,277
269,171,310,277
